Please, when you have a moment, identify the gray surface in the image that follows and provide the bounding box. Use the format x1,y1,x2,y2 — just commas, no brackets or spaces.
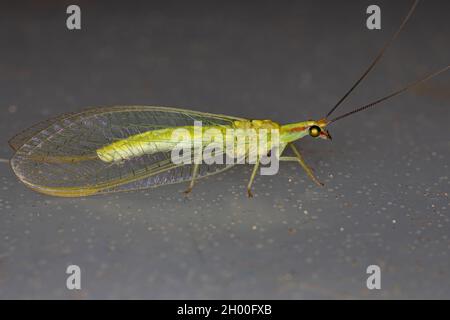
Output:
0,0,449,299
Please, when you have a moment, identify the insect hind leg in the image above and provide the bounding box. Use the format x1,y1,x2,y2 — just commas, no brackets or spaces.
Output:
183,163,200,195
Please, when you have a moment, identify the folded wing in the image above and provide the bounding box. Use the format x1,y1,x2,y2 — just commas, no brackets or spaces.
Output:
10,106,245,197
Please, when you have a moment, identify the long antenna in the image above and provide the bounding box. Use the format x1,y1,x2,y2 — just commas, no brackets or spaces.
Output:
325,0,420,119
328,65,450,124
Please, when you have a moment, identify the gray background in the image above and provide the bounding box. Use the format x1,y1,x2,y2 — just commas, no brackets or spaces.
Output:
0,0,449,299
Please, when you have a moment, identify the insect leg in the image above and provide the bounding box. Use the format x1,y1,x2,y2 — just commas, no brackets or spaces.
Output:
184,163,200,194
246,160,260,198
285,143,324,187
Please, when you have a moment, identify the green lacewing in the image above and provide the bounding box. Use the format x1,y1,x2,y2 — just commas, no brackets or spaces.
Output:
8,0,449,197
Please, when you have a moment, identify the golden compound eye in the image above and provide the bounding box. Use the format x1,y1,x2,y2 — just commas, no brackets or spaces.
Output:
309,125,321,138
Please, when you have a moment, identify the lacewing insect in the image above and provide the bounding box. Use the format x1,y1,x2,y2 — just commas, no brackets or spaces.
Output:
8,0,449,197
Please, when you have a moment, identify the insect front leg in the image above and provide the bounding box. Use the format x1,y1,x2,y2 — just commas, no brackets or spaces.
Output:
184,163,200,194
279,143,324,187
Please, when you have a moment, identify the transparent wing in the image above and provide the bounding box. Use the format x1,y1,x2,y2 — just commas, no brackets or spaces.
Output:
100,161,236,195
11,106,245,197
9,112,76,151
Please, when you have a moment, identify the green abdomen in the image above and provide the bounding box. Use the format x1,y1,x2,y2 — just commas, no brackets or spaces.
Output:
96,125,230,162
